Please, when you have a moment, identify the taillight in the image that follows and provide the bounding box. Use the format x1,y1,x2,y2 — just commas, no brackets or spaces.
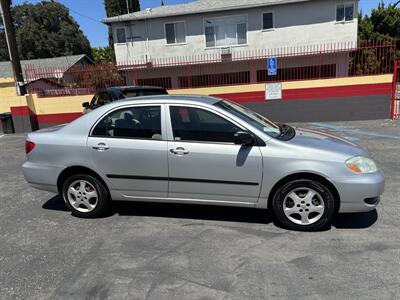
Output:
25,141,35,154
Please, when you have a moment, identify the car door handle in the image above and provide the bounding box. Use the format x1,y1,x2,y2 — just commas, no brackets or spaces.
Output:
92,143,109,151
170,147,189,155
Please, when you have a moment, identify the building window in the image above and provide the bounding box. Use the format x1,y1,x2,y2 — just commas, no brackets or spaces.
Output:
336,3,354,22
116,28,126,43
165,22,186,44
205,15,247,48
262,12,274,30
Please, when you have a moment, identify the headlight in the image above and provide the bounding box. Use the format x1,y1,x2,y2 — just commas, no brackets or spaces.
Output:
346,156,377,174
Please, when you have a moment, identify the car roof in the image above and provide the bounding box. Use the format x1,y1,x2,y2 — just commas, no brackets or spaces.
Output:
109,94,221,106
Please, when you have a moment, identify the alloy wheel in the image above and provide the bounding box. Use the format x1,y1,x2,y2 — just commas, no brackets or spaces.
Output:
66,180,98,213
283,187,325,225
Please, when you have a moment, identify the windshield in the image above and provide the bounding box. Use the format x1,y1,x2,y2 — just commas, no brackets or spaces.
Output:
123,89,168,98
214,100,281,137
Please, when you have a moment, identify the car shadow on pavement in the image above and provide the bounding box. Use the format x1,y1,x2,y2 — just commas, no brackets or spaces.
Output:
113,201,275,224
42,196,377,229
42,195,274,224
42,195,69,211
332,210,378,229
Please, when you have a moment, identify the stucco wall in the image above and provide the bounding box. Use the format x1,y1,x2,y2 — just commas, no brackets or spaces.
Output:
112,0,358,64
32,94,92,115
0,78,17,113
0,74,393,132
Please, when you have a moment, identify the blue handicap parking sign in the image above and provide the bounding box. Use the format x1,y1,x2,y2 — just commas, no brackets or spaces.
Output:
267,57,277,76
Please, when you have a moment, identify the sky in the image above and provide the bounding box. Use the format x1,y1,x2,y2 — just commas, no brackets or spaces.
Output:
11,0,398,47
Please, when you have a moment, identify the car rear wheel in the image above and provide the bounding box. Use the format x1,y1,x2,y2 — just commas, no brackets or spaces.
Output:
62,174,110,218
272,179,335,231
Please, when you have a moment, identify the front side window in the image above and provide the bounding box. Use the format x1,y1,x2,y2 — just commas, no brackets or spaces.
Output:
205,15,247,48
116,28,126,43
262,12,274,30
165,22,186,44
336,3,354,22
170,106,241,143
214,100,280,137
92,106,162,140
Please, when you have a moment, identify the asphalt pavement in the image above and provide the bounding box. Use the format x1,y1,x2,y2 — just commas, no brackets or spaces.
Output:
0,120,399,299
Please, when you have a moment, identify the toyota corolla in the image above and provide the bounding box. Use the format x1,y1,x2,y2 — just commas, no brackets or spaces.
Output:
22,95,384,231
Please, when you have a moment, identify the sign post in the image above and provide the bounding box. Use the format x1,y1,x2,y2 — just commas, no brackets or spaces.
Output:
265,57,281,100
265,83,282,100
267,57,277,76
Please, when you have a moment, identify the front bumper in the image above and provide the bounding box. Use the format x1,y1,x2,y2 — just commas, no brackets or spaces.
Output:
330,170,385,213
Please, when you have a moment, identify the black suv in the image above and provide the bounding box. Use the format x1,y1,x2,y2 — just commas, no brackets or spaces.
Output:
82,86,168,114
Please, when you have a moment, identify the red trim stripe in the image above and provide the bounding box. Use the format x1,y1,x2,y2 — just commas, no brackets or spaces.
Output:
10,106,30,116
283,83,392,100
211,83,392,103
36,113,82,124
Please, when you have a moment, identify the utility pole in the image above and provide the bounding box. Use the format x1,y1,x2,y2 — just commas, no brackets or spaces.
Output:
0,0,26,95
126,0,130,13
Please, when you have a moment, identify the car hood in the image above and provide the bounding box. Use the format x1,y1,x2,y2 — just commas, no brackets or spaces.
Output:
287,127,369,157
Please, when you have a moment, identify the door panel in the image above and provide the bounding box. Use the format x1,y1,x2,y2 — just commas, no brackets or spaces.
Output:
88,104,168,199
167,105,263,203
168,141,262,203
88,138,168,198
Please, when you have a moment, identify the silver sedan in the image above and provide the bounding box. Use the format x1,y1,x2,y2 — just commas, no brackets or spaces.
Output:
22,95,384,231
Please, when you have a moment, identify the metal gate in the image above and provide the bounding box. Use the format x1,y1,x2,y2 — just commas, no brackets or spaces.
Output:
391,60,400,119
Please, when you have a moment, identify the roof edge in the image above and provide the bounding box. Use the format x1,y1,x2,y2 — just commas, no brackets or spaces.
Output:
102,0,311,24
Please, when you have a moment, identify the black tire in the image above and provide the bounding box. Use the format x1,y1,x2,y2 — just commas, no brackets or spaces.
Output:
272,179,336,231
62,174,110,218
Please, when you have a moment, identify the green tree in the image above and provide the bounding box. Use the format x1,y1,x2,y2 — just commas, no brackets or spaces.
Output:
0,1,91,61
92,46,115,63
358,3,400,51
0,28,9,61
81,62,124,89
105,0,140,18
354,3,399,75
104,0,140,45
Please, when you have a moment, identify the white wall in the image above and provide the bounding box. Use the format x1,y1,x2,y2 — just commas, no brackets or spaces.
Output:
112,0,358,64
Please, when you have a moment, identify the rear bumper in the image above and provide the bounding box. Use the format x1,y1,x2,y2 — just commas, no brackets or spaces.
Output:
331,170,385,213
22,161,63,193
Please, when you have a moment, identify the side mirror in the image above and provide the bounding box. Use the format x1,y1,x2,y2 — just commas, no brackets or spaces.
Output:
234,131,255,145
82,102,90,109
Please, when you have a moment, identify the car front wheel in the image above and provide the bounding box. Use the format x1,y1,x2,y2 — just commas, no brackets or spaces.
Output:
272,179,336,231
62,174,110,218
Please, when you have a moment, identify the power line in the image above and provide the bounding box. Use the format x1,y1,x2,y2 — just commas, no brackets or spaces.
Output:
68,7,104,24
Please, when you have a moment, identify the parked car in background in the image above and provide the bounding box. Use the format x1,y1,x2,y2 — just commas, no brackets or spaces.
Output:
82,86,168,114
23,95,384,231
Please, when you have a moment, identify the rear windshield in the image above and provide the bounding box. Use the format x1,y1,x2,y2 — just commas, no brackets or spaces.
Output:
123,89,168,98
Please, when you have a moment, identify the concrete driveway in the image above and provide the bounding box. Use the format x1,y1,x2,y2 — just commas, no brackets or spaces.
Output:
0,120,399,299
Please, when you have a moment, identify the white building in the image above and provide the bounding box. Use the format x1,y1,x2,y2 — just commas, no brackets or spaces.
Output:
103,0,358,65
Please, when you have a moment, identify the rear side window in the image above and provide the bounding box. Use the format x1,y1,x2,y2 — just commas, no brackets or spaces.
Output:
169,106,240,143
92,106,162,140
